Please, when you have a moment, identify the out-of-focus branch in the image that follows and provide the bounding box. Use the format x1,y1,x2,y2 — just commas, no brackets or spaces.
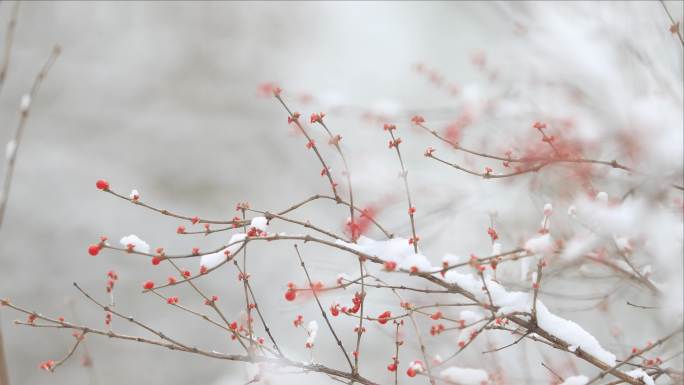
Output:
0,45,61,230
660,0,684,46
0,2,19,95
585,327,683,384
0,42,59,385
2,300,379,385
418,121,684,191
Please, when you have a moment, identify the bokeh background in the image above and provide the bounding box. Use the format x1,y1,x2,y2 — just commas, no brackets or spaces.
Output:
0,2,682,385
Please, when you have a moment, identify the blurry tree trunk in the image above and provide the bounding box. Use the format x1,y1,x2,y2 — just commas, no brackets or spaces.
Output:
0,3,20,384
0,319,8,385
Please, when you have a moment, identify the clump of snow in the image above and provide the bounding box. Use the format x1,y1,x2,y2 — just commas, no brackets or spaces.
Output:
340,235,617,367
626,369,655,385
442,253,464,267
536,302,616,365
402,253,433,272
443,269,616,366
19,94,31,112
250,216,269,232
408,360,425,373
440,367,489,385
524,233,555,256
129,189,140,200
119,235,150,253
595,191,608,205
5,140,16,161
200,233,247,270
459,310,483,324
226,233,247,254
560,375,588,385
337,236,434,272
560,233,600,261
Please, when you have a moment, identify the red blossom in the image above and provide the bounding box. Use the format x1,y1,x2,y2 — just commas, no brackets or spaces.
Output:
533,121,547,129
487,227,498,241
410,115,425,125
377,310,392,325
39,360,55,371
310,112,325,124
388,138,402,148
424,147,435,157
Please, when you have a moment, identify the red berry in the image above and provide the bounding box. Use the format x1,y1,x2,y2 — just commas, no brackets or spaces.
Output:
95,179,109,190
406,367,416,377
284,289,296,301
143,280,154,290
88,244,100,256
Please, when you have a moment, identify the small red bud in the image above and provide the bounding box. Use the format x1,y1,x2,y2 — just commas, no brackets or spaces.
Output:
88,244,100,256
284,289,296,301
95,179,109,190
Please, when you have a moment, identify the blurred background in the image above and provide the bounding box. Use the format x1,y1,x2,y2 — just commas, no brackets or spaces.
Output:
0,2,682,385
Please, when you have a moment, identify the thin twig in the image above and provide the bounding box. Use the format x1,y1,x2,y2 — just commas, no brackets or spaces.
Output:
293,245,354,372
